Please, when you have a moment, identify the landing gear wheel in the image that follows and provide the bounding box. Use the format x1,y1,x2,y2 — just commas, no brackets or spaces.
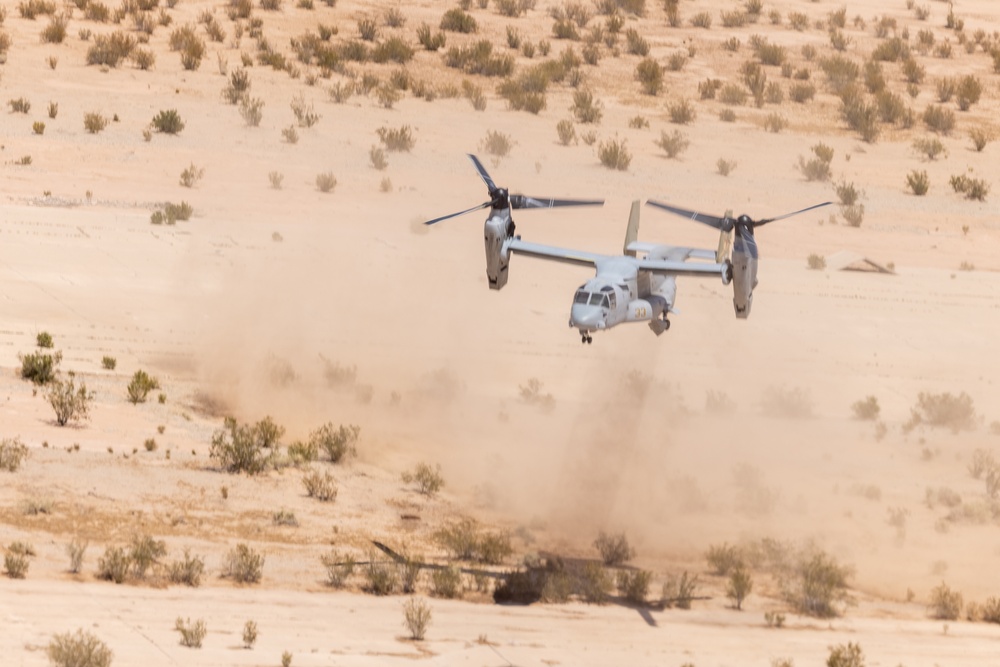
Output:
663,319,671,331
586,336,592,344
580,332,593,344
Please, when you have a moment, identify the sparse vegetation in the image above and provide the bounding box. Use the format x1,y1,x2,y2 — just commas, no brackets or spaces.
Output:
320,550,355,587
656,130,689,159
807,254,826,270
47,630,113,667
594,531,635,566
210,416,283,475
83,113,109,134
126,369,160,404
223,543,264,583
906,392,976,432
402,462,444,495
179,163,204,188
242,620,258,649
727,566,753,610
151,109,184,134
635,57,663,95
403,598,432,640
851,396,880,421
827,643,865,667
47,374,95,426
377,125,415,151
929,582,963,620
302,468,338,501
597,137,630,171
174,617,207,648
797,143,834,182
436,518,512,564
790,551,852,617
19,350,62,384
950,174,990,202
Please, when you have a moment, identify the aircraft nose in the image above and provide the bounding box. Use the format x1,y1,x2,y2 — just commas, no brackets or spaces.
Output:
570,304,605,331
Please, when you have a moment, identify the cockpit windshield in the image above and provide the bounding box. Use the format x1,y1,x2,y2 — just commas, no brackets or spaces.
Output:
588,293,609,308
575,290,610,308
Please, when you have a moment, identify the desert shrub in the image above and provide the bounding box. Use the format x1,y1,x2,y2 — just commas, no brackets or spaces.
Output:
594,531,634,566
797,143,834,182
431,565,462,598
698,78,722,100
717,159,737,176
97,546,131,583
302,468,337,501
165,548,204,586
923,105,955,134
480,129,515,161
616,569,652,605
789,81,816,103
754,40,785,67
627,56,664,96
496,65,549,112
623,28,648,55
8,97,30,114
0,438,28,472
363,557,399,595
440,8,476,33
842,203,864,225
662,571,699,609
132,48,155,70
174,617,206,648
807,254,826,270
445,40,514,77
841,92,880,142
790,551,852,617
969,128,990,152
223,68,251,104
740,60,767,107
571,89,603,123
19,350,62,384
950,174,989,202
819,55,859,95
827,643,864,667
761,385,813,418
727,566,753,610
851,396,880,421
656,130,688,159
706,542,743,575
690,11,711,28
929,582,963,620
179,163,204,188
40,14,67,43
668,99,695,125
403,598,432,639
242,620,258,649
597,138,630,171
151,109,184,134
48,102,58,119
320,550,355,587
787,11,808,30
416,23,446,51
372,36,414,64
127,534,166,579
224,543,264,583
47,375,94,426
872,37,909,63
835,181,862,207
377,125,415,151
579,562,613,604
956,75,982,111
239,96,264,127
763,113,787,133
66,539,87,574
909,392,976,432
315,172,337,193
86,31,135,67
4,544,31,578
83,113,109,134
126,369,159,404
937,77,955,103
556,120,576,145
210,416,283,475
719,84,748,106
913,137,946,160
47,630,113,667
402,462,444,495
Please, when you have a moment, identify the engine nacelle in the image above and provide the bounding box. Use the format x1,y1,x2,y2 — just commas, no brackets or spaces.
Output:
731,249,757,318
484,215,511,290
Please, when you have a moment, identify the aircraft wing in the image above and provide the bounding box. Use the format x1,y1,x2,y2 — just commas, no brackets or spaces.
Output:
636,257,730,279
507,239,606,268
627,243,718,262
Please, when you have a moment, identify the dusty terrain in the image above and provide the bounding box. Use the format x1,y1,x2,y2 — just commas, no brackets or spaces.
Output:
2,0,1000,665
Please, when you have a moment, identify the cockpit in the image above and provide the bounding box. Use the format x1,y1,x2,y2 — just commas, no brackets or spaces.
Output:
573,286,617,309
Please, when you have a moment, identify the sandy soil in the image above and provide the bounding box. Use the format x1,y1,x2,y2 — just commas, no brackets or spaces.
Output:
2,0,1000,665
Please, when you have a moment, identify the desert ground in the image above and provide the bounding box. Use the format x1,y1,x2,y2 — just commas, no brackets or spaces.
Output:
2,0,1000,665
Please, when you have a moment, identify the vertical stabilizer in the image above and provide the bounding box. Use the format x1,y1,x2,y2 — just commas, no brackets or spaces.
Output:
623,200,640,257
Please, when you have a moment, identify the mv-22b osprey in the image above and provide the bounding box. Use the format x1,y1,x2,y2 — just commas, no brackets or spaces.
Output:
424,155,830,344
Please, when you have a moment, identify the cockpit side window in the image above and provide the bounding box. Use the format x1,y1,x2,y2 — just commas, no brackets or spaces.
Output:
588,293,603,306
574,291,589,304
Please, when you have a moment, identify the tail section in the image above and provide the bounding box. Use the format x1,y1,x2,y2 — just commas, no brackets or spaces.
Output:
623,200,640,257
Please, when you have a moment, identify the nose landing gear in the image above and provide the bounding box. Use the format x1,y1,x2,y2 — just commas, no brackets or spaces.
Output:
580,332,593,344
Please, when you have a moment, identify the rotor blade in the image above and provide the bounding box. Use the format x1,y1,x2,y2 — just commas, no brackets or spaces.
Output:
467,154,498,194
423,201,490,226
510,195,604,209
755,201,833,226
645,200,732,231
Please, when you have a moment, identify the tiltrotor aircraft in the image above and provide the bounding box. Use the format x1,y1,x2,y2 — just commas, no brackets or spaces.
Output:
424,155,830,343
